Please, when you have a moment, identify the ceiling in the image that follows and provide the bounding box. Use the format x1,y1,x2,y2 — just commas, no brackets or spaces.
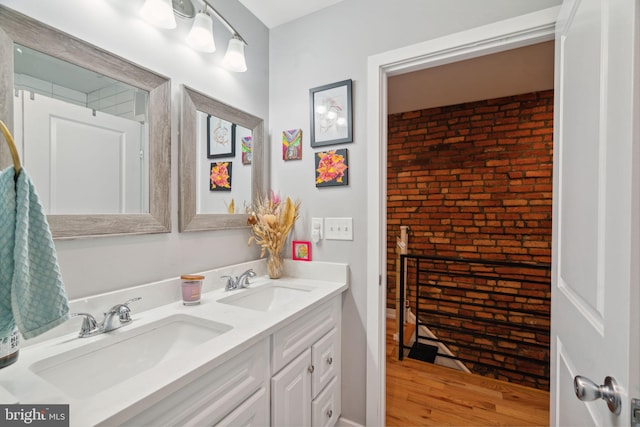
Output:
388,41,555,114
238,0,344,28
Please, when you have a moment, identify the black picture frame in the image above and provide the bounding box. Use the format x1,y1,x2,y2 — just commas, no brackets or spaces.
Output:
207,114,236,158
309,79,353,147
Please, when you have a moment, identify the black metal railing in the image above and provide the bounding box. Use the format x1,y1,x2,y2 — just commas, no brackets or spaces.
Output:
398,254,551,389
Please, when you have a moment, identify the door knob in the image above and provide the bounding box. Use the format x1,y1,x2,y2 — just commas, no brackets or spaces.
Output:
574,375,621,415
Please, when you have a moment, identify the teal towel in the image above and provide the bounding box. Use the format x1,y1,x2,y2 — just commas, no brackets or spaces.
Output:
0,166,69,340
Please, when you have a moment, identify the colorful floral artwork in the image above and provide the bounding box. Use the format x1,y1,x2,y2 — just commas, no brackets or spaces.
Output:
210,161,232,191
315,148,349,187
282,128,302,160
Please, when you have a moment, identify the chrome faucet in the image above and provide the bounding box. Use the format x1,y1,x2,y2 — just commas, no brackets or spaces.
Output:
237,269,257,287
71,312,101,338
221,269,256,291
71,297,141,338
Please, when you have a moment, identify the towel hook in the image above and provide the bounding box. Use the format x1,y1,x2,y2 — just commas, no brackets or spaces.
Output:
0,119,21,176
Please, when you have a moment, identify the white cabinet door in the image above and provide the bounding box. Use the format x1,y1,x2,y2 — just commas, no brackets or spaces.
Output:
551,0,639,425
272,348,312,427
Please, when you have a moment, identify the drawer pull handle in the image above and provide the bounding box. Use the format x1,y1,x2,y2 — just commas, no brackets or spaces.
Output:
327,409,333,418
308,365,315,374
327,356,333,365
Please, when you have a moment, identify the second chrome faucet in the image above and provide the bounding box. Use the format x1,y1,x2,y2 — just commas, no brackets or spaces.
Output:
221,269,256,291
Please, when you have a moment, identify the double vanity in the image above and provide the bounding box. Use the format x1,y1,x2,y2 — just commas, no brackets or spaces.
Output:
0,260,348,427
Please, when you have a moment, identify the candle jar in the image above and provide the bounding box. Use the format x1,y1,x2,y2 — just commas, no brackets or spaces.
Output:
181,275,204,305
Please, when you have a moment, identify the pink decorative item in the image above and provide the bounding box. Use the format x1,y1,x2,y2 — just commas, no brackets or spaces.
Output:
181,275,204,305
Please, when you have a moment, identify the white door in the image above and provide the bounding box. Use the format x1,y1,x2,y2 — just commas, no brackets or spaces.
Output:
551,0,639,425
18,92,144,214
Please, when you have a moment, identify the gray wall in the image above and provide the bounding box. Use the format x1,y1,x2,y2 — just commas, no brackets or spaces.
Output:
0,0,269,298
268,0,561,423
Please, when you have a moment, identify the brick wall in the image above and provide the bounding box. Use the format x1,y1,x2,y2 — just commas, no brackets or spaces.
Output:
387,90,553,390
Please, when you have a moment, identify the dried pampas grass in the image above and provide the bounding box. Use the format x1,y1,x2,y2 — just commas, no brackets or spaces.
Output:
247,193,300,258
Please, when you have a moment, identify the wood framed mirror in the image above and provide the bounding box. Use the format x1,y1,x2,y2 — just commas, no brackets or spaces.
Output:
0,5,171,239
179,85,265,232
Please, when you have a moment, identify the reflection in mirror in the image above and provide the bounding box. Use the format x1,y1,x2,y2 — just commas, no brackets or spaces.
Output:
180,85,266,232
0,5,171,238
196,111,252,214
14,44,150,215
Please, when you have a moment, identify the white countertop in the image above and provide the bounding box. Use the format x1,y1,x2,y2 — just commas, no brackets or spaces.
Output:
0,260,349,426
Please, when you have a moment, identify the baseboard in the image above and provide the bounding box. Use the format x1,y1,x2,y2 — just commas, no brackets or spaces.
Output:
337,416,364,427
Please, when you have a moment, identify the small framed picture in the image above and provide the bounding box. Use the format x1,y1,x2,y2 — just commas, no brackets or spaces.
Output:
310,79,353,147
207,115,236,158
210,161,232,191
315,148,349,188
292,240,311,261
236,125,253,165
283,128,302,160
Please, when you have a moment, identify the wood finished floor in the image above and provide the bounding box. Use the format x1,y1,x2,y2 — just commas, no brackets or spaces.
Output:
385,317,550,426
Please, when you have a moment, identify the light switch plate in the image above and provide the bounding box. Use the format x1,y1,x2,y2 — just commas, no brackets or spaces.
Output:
325,217,353,240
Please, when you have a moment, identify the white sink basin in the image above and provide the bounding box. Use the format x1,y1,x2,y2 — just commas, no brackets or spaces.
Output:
29,314,232,398
217,283,314,311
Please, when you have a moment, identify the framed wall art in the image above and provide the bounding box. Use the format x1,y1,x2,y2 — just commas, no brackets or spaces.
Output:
315,148,349,188
210,161,232,191
309,79,353,147
283,128,302,160
207,115,236,158
241,135,252,165
234,125,253,165
292,240,311,261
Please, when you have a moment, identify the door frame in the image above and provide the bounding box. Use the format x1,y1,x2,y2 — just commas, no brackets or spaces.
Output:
365,7,560,425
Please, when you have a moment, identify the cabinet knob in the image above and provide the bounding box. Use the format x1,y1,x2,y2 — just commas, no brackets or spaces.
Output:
327,409,333,418
327,356,333,365
308,365,315,374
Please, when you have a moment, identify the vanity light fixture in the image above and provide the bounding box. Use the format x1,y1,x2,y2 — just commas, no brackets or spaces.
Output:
140,0,248,72
222,35,247,72
140,0,177,29
185,5,216,52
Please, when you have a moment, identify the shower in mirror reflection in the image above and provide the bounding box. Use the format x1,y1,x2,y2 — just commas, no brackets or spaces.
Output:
140,0,248,72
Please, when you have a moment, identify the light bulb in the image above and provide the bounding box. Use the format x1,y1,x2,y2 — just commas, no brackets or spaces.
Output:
186,12,216,52
140,0,176,29
223,37,247,72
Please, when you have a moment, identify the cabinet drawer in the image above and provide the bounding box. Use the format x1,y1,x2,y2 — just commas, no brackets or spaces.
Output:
272,297,340,374
311,376,340,427
311,327,339,399
120,339,269,426
214,387,269,427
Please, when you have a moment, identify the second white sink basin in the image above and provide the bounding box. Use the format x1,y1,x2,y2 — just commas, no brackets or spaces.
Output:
29,314,232,398
217,282,314,311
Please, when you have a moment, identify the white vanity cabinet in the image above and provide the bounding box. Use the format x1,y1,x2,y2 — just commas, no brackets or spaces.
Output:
115,338,270,426
271,297,341,427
